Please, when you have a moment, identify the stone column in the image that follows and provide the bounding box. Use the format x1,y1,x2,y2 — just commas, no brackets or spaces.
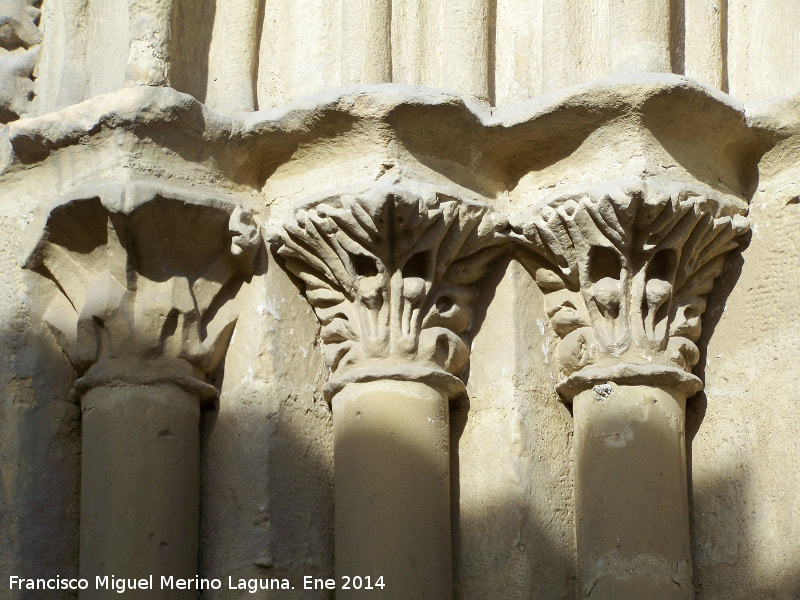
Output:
25,183,260,598
512,179,749,600
332,379,452,600
79,383,202,598
277,181,510,599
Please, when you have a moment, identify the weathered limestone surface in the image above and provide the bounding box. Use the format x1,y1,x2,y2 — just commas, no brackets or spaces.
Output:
0,0,42,121
4,0,800,118
457,258,575,599
0,2,799,599
21,183,260,598
687,99,800,600
0,192,80,596
275,182,511,599
199,256,335,598
509,177,749,598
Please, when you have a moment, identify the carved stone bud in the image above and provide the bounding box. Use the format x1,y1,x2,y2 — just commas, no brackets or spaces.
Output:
512,178,749,399
24,181,261,400
276,180,510,397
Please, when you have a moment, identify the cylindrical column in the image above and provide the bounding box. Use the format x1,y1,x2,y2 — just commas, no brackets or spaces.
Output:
206,0,260,112
542,0,610,93
125,0,174,86
341,0,392,85
391,0,429,86
609,0,672,73
684,0,726,90
513,179,748,600
333,379,452,600
257,0,343,108
434,0,491,100
277,184,507,599
495,0,545,103
24,189,259,599
79,383,200,600
572,383,693,600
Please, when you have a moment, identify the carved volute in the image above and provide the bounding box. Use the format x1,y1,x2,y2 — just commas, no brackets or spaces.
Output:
511,178,750,399
277,180,511,397
25,182,261,400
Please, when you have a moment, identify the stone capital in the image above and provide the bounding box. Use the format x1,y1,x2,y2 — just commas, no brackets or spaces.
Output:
24,181,261,401
276,180,511,398
511,178,749,400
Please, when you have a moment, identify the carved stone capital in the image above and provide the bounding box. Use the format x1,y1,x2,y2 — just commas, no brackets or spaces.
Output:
512,178,749,399
25,181,261,401
277,181,510,398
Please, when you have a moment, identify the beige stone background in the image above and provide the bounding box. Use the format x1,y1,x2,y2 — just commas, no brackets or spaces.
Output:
1,1,799,599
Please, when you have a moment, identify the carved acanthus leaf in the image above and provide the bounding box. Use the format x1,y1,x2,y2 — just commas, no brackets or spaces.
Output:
277,181,510,393
511,179,749,398
25,182,261,400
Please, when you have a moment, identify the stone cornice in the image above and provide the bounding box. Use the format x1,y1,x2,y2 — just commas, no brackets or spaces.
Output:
511,178,749,399
2,75,763,201
24,181,261,401
276,180,510,398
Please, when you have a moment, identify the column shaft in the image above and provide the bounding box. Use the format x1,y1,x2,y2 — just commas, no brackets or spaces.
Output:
341,0,392,85
206,0,260,111
125,0,174,86
333,380,452,600
79,383,200,600
609,0,672,73
573,383,693,599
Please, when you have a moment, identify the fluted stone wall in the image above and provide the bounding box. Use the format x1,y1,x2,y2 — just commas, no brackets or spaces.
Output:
1,2,799,600
1,0,797,118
